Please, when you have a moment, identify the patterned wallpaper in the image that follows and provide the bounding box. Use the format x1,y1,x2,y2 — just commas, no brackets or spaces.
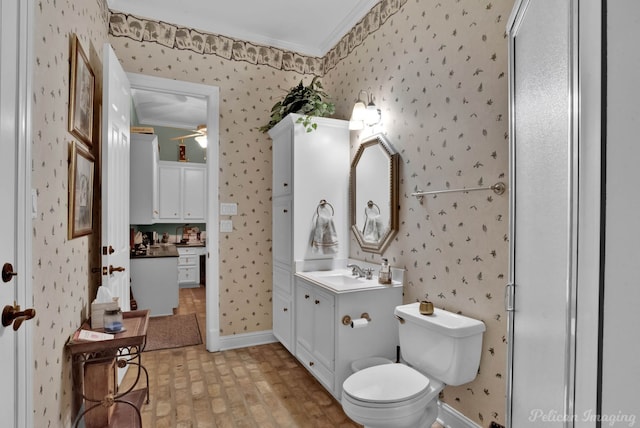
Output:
28,0,512,426
323,0,513,424
32,0,109,426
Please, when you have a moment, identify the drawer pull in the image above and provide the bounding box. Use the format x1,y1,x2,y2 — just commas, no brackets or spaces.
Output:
309,361,314,367
305,294,310,299
283,307,288,312
315,300,320,305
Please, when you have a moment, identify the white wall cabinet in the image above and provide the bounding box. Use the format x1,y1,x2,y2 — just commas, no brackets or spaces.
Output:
130,134,159,225
158,161,206,223
294,274,402,400
268,114,350,355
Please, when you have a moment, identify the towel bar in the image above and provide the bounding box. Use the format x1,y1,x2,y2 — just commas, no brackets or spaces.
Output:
411,181,506,200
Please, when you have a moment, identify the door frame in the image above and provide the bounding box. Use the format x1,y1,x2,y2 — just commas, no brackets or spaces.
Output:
506,0,603,425
126,73,220,350
6,0,35,426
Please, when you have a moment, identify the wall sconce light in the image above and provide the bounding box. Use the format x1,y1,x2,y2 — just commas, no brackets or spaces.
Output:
195,135,207,148
349,90,381,130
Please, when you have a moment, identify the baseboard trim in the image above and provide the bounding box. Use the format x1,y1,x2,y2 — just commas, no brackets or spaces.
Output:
219,330,278,351
437,401,481,428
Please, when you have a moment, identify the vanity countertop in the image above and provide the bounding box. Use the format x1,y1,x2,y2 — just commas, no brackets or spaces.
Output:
130,244,179,259
295,269,402,294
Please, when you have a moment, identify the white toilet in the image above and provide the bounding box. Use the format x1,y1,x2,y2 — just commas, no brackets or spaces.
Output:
341,302,486,428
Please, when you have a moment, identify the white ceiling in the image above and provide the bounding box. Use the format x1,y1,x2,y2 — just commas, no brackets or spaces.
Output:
107,0,378,57
131,88,207,130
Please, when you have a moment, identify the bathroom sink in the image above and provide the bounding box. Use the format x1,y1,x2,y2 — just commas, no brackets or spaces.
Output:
318,273,367,287
296,269,393,293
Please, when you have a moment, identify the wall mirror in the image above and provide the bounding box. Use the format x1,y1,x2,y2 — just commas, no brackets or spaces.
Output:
350,133,399,253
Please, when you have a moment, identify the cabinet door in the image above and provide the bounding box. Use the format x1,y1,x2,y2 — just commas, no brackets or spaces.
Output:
183,166,206,220
295,280,314,352
158,164,181,219
312,287,335,370
130,134,159,224
272,198,292,267
151,140,159,220
273,290,292,352
272,130,292,197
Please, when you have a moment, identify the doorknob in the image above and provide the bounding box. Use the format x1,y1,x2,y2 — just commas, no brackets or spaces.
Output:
2,303,36,331
109,265,126,275
2,263,17,283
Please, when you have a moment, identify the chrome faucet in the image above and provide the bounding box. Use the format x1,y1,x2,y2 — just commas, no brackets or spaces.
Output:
347,264,372,279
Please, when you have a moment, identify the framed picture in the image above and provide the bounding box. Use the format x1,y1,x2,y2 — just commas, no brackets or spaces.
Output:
68,34,95,147
68,141,95,239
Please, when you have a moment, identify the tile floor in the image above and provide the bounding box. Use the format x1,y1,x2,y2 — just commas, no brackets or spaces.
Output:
125,286,444,428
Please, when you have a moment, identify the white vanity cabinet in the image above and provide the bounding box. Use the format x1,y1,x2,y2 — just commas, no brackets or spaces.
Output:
158,161,207,222
294,274,402,401
268,114,349,355
295,279,335,389
130,133,159,224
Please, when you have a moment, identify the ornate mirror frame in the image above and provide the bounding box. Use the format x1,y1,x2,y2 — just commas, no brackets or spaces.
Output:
350,133,400,254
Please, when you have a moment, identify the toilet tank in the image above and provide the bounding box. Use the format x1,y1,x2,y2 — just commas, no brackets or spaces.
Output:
394,302,485,386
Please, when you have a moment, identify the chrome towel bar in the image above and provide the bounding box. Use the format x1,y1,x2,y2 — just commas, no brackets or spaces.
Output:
411,181,506,200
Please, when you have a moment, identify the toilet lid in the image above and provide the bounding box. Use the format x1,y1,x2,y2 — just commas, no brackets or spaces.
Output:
343,364,430,404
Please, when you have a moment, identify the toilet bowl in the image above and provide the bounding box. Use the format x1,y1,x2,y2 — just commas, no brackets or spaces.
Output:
341,302,486,428
341,363,443,428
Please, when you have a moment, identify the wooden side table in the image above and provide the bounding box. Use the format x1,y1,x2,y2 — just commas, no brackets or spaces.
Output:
67,310,150,428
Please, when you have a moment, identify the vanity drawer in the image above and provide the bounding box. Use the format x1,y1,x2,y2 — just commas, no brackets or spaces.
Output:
177,247,199,256
296,345,334,392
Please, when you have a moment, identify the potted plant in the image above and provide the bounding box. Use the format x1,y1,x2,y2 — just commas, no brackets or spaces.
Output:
259,76,336,133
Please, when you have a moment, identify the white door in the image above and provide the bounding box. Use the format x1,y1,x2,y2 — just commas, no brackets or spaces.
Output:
0,1,32,426
507,0,575,425
102,45,131,311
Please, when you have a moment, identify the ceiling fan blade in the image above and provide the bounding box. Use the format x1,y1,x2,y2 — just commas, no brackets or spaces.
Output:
170,132,202,140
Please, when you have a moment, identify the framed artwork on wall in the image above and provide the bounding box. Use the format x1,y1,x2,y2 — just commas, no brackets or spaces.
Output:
68,141,95,239
68,33,95,147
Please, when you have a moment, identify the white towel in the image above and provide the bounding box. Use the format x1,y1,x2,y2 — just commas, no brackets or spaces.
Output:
311,211,339,255
362,213,385,242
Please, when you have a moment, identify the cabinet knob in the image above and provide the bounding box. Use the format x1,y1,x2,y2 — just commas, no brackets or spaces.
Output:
283,307,288,312
305,294,310,299
283,183,288,187
283,209,288,213
315,300,320,305
309,361,314,367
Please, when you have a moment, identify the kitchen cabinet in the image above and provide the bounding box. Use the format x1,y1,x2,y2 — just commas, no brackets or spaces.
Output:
130,249,179,316
294,273,402,401
177,246,206,287
158,161,206,222
268,114,349,355
130,133,159,224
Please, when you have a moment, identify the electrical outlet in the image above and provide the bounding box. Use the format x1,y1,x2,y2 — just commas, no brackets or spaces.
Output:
220,219,233,233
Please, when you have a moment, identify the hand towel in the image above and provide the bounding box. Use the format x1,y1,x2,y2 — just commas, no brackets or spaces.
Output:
311,211,339,255
362,213,385,242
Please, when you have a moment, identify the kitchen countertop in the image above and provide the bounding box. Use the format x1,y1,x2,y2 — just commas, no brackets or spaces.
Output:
130,244,179,259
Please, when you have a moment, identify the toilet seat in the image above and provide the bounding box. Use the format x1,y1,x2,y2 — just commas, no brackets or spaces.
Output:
343,363,430,404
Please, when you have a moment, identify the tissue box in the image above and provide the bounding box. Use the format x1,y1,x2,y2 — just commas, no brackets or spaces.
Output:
91,300,119,329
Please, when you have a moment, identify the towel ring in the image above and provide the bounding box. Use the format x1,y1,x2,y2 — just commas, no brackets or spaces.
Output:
366,200,380,214
317,199,335,216
362,201,381,233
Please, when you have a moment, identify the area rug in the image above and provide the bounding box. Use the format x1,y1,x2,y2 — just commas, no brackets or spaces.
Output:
144,313,202,352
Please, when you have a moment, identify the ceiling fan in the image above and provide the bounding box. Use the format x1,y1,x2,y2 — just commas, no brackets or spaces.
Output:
171,124,207,148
